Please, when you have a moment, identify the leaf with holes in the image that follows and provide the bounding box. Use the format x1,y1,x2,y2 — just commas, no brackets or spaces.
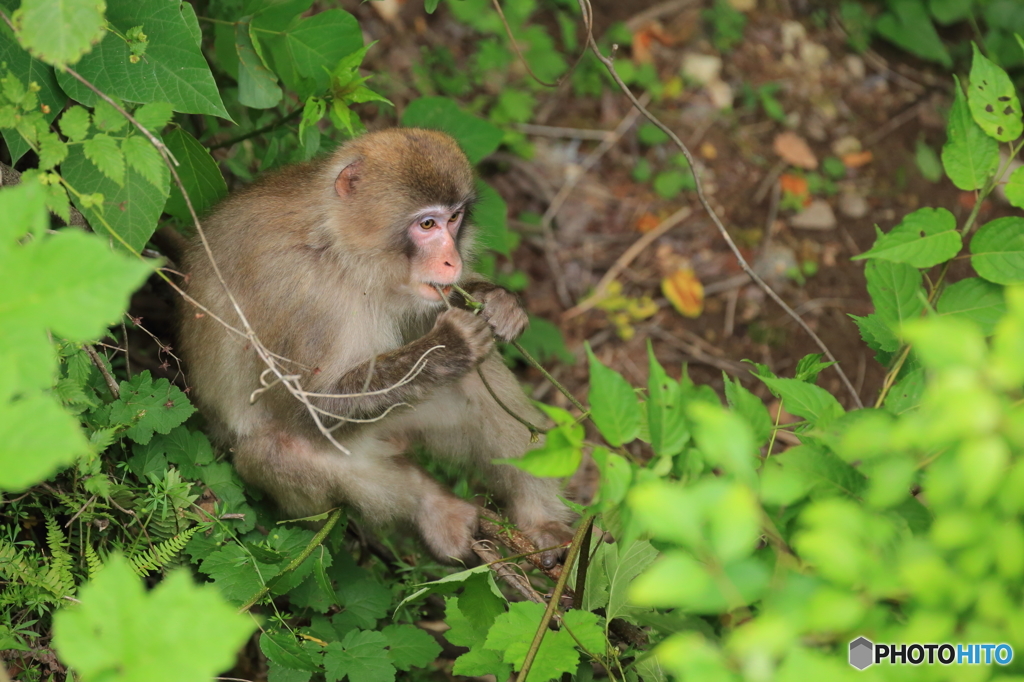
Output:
852,207,961,267
967,43,1023,142
971,216,1024,284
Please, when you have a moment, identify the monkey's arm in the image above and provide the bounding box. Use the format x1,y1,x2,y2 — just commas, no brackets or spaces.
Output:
455,278,529,342
309,308,493,421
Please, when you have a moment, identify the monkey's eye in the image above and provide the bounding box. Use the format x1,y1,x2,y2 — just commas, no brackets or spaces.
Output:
420,218,437,229
448,211,461,223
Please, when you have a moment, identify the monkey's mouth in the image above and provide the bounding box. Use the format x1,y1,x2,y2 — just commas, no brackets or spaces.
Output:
419,283,453,301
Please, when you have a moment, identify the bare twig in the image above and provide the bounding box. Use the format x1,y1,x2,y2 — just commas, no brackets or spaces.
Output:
513,123,614,141
472,539,545,604
579,0,863,408
84,344,120,399
562,206,693,320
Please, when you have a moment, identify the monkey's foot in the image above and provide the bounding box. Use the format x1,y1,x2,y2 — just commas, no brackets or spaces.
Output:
521,520,575,569
418,496,480,564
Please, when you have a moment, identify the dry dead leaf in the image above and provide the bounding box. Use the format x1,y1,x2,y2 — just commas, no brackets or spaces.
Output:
662,268,705,318
779,172,810,203
700,142,718,160
636,212,661,233
773,131,818,169
841,151,874,168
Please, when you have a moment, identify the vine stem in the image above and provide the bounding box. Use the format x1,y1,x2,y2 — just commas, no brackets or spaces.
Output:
574,0,863,410
237,509,343,613
515,514,594,682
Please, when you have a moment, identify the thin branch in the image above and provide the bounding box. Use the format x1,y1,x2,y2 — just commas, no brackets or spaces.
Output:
578,0,864,409
84,344,119,399
472,539,546,604
208,107,303,150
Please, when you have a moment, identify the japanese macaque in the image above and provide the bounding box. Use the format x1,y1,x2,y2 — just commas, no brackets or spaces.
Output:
178,128,573,565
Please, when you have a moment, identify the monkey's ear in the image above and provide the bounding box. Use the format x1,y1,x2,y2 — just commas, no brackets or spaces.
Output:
335,160,362,198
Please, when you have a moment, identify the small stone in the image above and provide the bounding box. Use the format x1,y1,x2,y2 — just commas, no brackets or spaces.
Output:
844,54,866,80
780,20,806,52
790,200,837,230
682,53,722,85
839,192,869,219
706,80,734,110
799,41,830,69
831,135,861,157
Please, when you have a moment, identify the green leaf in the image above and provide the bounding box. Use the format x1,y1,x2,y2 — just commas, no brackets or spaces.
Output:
586,343,641,446
630,552,769,613
914,139,942,183
83,133,126,186
13,0,106,67
58,105,91,142
324,630,395,682
0,17,67,162
261,9,362,95
561,610,605,655
163,127,228,224
865,258,925,329
0,393,87,490
777,444,867,500
646,342,690,457
653,170,694,198
381,624,442,672
260,631,321,673
107,370,195,444
852,207,961,268
971,216,1024,284
133,101,174,132
967,43,1023,142
425,0,440,12
592,447,633,507
473,180,517,256
336,578,391,629
36,131,67,169
942,76,999,191
850,312,899,353
759,377,845,428
236,17,282,109
499,405,583,477
401,97,503,164
485,601,581,681
687,402,758,485
52,555,254,682
122,135,170,190
884,367,925,415
723,375,772,447
875,0,951,67
92,97,128,133
63,143,169,253
936,278,1006,335
55,0,230,119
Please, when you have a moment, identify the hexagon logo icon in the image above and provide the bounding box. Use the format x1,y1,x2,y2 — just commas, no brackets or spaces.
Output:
849,637,874,670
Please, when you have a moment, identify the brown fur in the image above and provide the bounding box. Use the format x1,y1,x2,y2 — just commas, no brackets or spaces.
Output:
178,128,572,564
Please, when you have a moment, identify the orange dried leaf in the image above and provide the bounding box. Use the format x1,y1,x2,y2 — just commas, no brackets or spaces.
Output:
779,173,809,199
841,151,873,168
773,131,818,170
636,212,661,233
662,268,704,318
632,29,655,64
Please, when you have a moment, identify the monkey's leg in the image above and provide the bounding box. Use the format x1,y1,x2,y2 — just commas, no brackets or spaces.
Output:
233,427,480,563
399,355,575,567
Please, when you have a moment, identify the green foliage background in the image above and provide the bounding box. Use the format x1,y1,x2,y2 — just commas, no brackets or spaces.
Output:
2,0,1024,680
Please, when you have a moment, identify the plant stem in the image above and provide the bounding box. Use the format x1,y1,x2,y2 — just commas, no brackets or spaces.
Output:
209,108,303,150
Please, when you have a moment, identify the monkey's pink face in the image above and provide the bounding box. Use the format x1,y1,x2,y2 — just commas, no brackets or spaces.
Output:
408,206,465,301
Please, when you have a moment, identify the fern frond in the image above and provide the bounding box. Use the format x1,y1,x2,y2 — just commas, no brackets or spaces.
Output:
83,543,102,579
44,515,75,596
127,525,202,577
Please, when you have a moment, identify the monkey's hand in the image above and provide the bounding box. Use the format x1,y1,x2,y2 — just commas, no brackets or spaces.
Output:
471,287,529,342
432,308,494,369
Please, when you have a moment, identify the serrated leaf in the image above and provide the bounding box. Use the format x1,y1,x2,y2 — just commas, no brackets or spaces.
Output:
107,370,195,444
324,630,394,682
942,76,999,191
63,143,168,253
162,127,228,224
37,131,66,169
759,376,845,428
381,624,442,672
92,97,127,133
484,601,581,680
0,18,67,162
723,375,772,447
122,135,169,190
53,555,254,681
83,133,125,186
55,0,229,119
401,97,502,164
498,405,584,477
971,216,1024,284
133,101,173,132
14,0,106,67
336,579,391,629
865,259,925,329
936,278,1006,335
967,43,1023,142
236,17,282,109
850,312,899,353
852,207,961,267
58,105,90,142
586,343,641,446
260,631,320,673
